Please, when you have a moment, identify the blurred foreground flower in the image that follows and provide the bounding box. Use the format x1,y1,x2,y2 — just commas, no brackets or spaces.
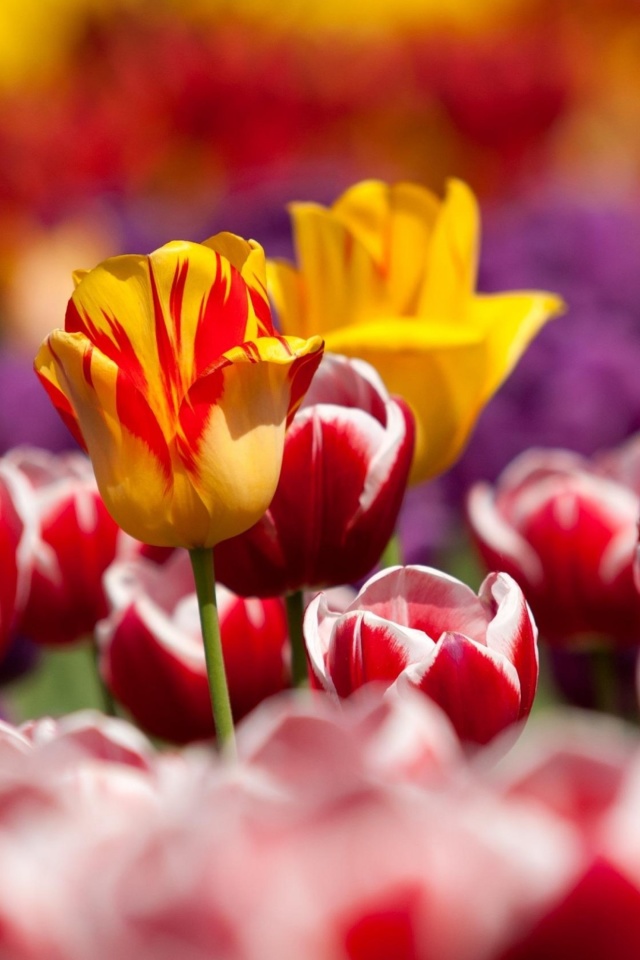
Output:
98,550,289,743
9,447,123,646
0,693,581,960
215,353,414,596
305,565,538,745
0,461,34,656
269,179,562,483
34,233,323,548
468,444,640,647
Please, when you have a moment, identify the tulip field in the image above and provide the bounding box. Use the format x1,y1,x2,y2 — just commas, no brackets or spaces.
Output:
2,0,640,957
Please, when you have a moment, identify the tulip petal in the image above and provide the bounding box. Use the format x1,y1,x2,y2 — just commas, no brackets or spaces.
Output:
480,573,538,718
348,565,490,643
35,331,194,546
201,233,272,337
286,202,387,333
332,180,440,313
268,258,308,337
404,632,522,744
177,335,323,545
324,319,489,482
417,179,480,320
467,291,565,401
328,610,431,697
467,482,545,585
34,339,87,450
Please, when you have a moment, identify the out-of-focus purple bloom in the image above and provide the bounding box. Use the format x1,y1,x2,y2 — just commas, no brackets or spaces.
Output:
0,351,76,455
448,199,640,496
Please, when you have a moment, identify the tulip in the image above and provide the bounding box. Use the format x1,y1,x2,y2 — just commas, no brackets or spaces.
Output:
467,447,640,646
214,352,415,597
98,549,290,742
0,461,35,657
35,232,324,549
8,447,123,646
305,564,538,745
269,178,563,484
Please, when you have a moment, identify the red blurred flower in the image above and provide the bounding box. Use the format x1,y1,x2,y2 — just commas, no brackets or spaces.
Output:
305,564,538,745
98,550,289,743
0,460,35,656
467,446,640,646
490,715,640,960
9,448,122,646
215,353,414,596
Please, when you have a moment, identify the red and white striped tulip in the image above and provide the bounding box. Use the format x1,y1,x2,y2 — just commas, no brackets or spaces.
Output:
8,447,123,646
214,353,414,596
305,565,538,745
98,549,289,742
468,446,640,646
0,461,35,656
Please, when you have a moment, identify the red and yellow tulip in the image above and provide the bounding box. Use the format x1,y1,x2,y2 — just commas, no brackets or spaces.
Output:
35,233,324,548
269,178,564,484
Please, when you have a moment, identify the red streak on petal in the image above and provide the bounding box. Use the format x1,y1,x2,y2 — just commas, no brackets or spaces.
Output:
39,341,87,451
65,298,147,397
148,259,179,411
285,346,324,426
193,253,249,375
169,258,189,353
115,370,172,485
82,342,94,388
249,283,274,336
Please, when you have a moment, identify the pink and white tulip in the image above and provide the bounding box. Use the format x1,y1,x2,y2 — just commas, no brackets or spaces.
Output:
305,565,538,745
214,353,414,596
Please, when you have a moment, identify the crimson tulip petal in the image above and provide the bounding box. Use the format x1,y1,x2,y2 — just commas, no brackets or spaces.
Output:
481,573,539,717
403,632,522,745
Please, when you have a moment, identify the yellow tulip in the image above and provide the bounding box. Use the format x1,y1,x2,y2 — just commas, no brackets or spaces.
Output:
35,233,324,548
269,179,564,484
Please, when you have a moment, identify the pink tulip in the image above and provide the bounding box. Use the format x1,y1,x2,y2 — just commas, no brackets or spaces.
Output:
305,565,538,745
7,448,122,646
98,550,289,742
468,446,640,645
214,353,414,596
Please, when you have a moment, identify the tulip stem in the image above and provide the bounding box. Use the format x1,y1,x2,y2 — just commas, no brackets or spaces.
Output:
286,590,308,687
189,548,236,756
381,531,403,568
91,634,117,717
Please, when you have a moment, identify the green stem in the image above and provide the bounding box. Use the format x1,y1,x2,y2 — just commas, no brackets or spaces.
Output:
380,530,403,568
189,547,236,755
91,634,117,717
285,589,308,688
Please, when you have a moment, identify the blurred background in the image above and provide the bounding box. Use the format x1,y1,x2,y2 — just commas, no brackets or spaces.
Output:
2,0,640,715
2,0,640,468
